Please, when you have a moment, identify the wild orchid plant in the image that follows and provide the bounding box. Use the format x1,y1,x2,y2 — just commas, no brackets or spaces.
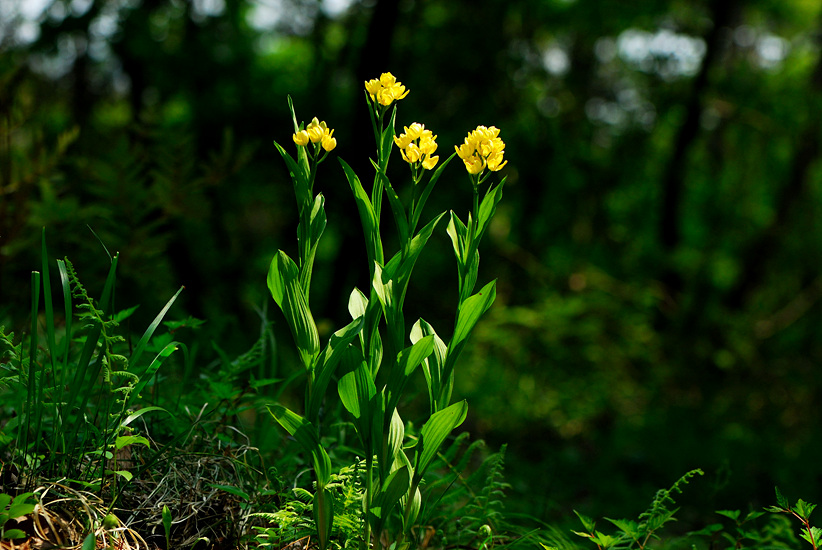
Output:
266,72,508,550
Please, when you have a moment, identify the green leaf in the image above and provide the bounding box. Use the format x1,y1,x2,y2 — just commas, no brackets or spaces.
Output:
121,406,173,427
370,464,411,536
130,286,184,368
314,487,334,550
439,280,496,408
775,486,790,510
716,510,741,521
267,250,320,369
81,532,96,550
3,529,27,540
385,336,434,417
447,211,480,302
574,510,596,532
338,345,375,421
162,504,172,540
339,158,383,268
274,140,310,212
387,408,405,466
605,518,640,538
114,435,150,450
267,405,331,486
298,193,328,296
476,178,506,246
414,400,468,481
411,318,448,414
800,526,822,547
6,493,35,520
373,164,409,246
207,484,250,501
130,342,180,403
402,485,422,531
592,531,617,548
108,470,133,481
646,508,678,531
385,212,446,307
446,211,469,265
348,287,368,320
307,315,364,423
795,499,817,520
410,152,456,232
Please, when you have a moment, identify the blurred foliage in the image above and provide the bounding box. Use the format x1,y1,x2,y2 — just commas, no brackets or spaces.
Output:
2,0,822,529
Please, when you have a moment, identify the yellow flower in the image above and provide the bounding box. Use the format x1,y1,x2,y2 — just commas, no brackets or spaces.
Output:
293,117,337,154
364,72,409,106
394,122,439,170
322,133,337,152
306,117,329,143
401,143,422,163
293,130,310,146
455,125,507,175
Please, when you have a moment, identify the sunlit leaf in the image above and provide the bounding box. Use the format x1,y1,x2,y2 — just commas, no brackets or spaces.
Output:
267,250,320,368
414,400,468,480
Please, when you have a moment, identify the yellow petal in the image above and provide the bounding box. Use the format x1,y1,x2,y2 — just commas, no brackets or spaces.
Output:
322,135,337,152
293,131,309,146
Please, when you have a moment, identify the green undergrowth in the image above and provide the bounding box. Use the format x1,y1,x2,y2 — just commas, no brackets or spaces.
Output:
0,233,819,550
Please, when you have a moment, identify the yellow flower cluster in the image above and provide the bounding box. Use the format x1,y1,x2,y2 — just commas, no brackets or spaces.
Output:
455,126,507,175
364,72,410,106
394,123,439,170
293,117,337,152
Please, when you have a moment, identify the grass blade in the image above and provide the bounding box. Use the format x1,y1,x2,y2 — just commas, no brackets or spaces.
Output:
129,286,184,368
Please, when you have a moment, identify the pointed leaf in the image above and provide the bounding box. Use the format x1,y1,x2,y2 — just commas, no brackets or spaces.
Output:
268,405,331,486
387,408,405,465
339,158,383,267
411,319,447,414
605,518,640,538
130,342,180,403
307,315,364,423
299,193,328,295
314,487,334,550
114,435,150,450
338,345,376,449
476,178,506,245
348,287,368,320
130,286,184,368
274,140,310,212
385,212,446,306
385,336,434,416
267,250,320,368
440,280,496,408
775,487,789,509
372,162,409,246
370,464,411,536
410,152,456,232
574,510,596,533
121,406,173,427
446,211,469,264
716,510,741,521
414,400,468,480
